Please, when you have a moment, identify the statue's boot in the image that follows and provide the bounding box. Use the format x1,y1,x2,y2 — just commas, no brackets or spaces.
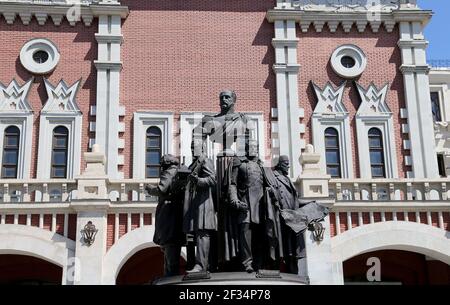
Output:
186,264,204,273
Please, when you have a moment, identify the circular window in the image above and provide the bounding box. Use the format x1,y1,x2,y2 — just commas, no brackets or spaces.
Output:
330,45,367,79
33,50,49,64
20,38,60,74
340,56,356,68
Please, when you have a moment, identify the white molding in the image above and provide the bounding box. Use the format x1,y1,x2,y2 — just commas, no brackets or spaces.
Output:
355,82,398,179
0,114,33,179
20,38,60,75
312,81,353,178
0,2,129,27
36,114,82,180
330,45,367,79
0,78,34,179
132,111,174,179
37,79,83,180
272,19,303,178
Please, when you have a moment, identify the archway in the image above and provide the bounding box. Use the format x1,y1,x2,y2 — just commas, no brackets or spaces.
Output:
102,226,187,284
0,254,62,285
0,224,75,285
332,222,450,265
343,250,450,285
116,247,187,285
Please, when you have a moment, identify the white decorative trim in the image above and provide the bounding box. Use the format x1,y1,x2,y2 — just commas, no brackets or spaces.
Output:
132,111,174,179
330,44,367,79
312,81,353,178
0,79,34,179
0,2,128,27
272,19,303,178
355,82,398,178
20,38,60,75
37,79,83,179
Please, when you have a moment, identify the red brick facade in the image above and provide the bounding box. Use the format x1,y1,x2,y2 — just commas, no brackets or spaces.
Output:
298,25,408,178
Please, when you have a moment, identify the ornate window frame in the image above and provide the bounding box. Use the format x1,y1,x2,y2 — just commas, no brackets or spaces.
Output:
312,81,354,178
133,111,174,179
355,82,398,178
0,79,34,179
37,79,82,179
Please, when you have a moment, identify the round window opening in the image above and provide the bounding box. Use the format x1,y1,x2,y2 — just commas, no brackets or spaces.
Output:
33,50,49,64
340,56,356,69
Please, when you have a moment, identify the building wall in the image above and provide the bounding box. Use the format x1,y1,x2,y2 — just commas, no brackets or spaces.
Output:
0,19,97,178
119,0,276,177
298,26,408,178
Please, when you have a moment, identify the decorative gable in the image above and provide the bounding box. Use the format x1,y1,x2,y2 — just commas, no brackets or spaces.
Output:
0,78,33,113
42,79,82,114
356,82,390,114
312,81,347,114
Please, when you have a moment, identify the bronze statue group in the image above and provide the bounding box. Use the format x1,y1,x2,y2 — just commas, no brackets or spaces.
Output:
146,91,328,278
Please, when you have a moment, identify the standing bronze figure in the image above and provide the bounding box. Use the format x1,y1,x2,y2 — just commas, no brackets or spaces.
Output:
183,138,217,272
146,155,186,277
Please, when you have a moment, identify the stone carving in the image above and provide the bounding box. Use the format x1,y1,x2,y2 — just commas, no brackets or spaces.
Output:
312,81,347,114
0,78,33,112
355,82,390,114
42,79,82,114
293,0,399,12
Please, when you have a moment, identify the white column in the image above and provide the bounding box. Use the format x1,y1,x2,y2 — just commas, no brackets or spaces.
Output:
398,20,439,178
72,202,109,285
94,15,124,179
272,20,303,177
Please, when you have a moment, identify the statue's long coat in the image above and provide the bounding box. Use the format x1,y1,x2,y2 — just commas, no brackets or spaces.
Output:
183,155,218,233
153,165,186,247
221,157,283,262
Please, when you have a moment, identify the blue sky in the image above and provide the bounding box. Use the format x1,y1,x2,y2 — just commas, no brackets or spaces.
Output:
418,0,450,59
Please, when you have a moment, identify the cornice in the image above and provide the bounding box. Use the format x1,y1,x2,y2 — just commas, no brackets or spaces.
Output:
266,9,432,33
400,64,431,74
94,60,123,71
0,2,129,26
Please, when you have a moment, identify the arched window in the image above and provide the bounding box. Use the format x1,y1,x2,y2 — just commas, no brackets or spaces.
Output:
368,128,386,178
2,126,20,178
146,126,162,178
325,127,341,178
51,126,69,178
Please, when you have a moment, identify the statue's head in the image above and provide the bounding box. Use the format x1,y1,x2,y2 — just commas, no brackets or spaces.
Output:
219,90,237,114
275,155,290,175
160,154,179,169
191,137,207,158
245,139,259,159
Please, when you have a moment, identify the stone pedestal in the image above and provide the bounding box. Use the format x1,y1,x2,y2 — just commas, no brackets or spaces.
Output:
72,144,109,285
298,144,343,285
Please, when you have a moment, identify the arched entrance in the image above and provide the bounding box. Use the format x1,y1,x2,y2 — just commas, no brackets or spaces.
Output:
343,250,450,285
116,247,186,285
0,254,62,285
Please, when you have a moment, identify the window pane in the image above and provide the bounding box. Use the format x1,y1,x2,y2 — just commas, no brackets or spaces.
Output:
3,150,18,164
370,151,384,164
52,151,67,165
147,127,161,137
2,167,16,178
146,137,160,148
146,151,160,165
431,92,442,122
5,135,19,147
325,136,338,148
326,151,339,164
55,136,68,148
327,166,340,178
146,166,160,178
371,166,384,177
369,136,382,148
52,167,66,178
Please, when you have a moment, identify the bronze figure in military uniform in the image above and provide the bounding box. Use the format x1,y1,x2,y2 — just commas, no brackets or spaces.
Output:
146,155,185,277
183,138,217,272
